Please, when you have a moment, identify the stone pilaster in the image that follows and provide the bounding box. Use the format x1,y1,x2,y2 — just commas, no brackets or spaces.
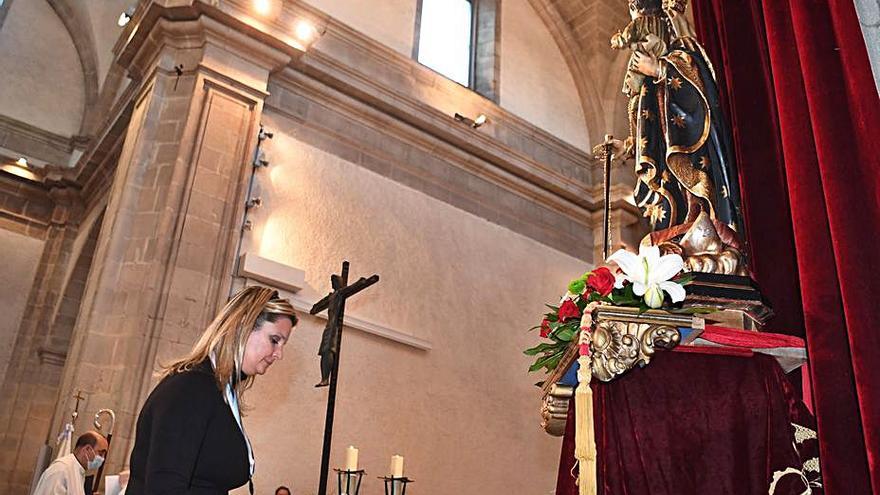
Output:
46,5,291,478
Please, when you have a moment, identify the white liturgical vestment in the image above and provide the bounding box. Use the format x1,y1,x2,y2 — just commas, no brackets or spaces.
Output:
33,453,85,495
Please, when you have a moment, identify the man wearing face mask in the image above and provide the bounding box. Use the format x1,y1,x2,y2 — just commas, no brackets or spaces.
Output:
34,431,108,495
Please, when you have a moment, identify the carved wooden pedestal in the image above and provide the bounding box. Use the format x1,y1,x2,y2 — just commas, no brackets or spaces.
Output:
540,306,696,435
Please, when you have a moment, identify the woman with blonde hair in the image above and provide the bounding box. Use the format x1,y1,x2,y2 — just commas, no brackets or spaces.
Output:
127,286,298,495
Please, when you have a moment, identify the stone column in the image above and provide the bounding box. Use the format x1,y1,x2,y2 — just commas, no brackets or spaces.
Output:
0,184,85,493
48,6,291,476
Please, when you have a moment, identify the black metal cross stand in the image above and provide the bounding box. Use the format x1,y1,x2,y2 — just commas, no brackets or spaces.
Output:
311,260,379,495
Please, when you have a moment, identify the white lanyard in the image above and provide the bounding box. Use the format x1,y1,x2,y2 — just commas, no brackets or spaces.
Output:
209,353,255,476
225,383,255,477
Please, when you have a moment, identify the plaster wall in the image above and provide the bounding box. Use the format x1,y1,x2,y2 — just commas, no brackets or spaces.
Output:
0,0,84,136
85,0,131,89
232,109,587,494
499,0,589,149
305,0,417,56
0,231,44,385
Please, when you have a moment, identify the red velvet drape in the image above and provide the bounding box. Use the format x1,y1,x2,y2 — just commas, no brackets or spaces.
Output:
692,1,880,492
556,352,822,494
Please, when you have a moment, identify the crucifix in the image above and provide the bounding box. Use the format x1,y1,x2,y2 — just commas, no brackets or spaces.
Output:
600,134,616,260
71,390,85,423
311,260,379,495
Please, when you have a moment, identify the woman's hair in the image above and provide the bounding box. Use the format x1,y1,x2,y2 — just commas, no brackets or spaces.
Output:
162,286,298,396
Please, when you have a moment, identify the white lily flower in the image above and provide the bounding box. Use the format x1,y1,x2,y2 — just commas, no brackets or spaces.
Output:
607,245,686,308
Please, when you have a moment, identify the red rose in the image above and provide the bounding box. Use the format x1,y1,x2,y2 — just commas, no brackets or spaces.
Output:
540,318,551,338
587,267,616,296
557,299,581,322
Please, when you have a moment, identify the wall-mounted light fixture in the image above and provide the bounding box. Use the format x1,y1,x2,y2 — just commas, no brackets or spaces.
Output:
117,5,135,27
253,0,283,19
290,18,324,51
1,156,39,181
453,112,489,129
294,19,319,44
254,148,270,168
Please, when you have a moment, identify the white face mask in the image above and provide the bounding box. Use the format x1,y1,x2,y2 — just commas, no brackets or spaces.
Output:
87,452,104,470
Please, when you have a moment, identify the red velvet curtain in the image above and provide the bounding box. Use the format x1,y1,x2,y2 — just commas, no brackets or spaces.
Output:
692,1,880,492
556,352,822,494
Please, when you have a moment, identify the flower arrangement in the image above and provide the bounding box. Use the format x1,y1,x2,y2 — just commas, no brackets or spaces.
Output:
525,246,694,373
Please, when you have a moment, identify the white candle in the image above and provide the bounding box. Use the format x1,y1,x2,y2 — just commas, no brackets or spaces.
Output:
344,446,358,471
390,454,404,478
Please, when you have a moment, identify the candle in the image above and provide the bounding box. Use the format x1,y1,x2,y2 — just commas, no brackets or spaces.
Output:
389,454,404,478
344,446,358,471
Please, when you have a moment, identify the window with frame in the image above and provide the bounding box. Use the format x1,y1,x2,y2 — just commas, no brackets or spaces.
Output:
415,0,474,86
414,0,500,101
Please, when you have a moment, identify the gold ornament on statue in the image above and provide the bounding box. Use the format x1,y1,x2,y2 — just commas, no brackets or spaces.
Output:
654,212,747,275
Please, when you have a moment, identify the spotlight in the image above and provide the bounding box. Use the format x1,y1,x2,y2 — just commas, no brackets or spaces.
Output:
253,0,282,19
258,127,274,141
117,6,135,27
453,113,489,129
15,157,28,167
254,149,270,168
294,20,318,44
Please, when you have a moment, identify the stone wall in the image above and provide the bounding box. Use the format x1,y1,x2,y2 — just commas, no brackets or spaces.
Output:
0,231,44,385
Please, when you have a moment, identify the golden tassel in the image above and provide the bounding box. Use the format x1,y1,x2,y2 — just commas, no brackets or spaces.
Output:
574,334,597,495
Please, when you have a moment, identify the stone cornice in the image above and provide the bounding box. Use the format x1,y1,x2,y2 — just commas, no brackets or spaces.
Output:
0,115,74,167
107,1,613,213
300,3,593,172
117,1,295,82
0,170,56,229
278,41,597,212
202,0,603,205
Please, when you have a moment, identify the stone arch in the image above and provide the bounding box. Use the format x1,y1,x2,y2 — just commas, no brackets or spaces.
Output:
44,0,100,138
0,0,86,137
527,0,633,144
42,209,105,364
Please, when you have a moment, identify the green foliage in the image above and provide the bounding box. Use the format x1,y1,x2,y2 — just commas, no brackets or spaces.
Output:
523,342,562,356
568,279,586,295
